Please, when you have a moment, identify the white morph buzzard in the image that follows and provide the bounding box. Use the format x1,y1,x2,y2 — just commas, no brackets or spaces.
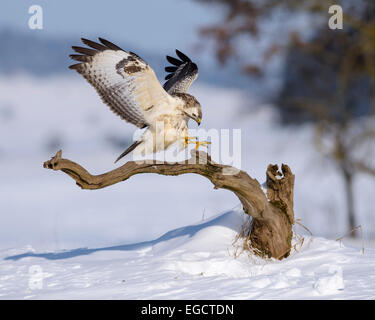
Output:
69,38,209,163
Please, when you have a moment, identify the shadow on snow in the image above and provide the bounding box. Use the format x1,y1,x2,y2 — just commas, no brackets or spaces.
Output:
5,210,242,261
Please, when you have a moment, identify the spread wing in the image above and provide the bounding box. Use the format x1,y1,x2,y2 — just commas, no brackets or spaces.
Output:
163,49,198,94
69,38,171,128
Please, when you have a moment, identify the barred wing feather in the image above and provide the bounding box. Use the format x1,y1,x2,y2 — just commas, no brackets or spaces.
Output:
69,38,171,128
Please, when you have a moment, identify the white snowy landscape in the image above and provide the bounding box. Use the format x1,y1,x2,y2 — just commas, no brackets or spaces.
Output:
0,75,375,299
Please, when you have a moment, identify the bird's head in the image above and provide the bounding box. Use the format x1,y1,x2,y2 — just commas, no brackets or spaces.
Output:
186,102,202,126
178,93,202,126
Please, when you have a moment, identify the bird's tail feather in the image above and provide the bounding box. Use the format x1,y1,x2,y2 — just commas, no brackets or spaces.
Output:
114,140,142,163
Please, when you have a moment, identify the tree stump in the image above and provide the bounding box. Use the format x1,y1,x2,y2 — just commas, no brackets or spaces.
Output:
43,150,295,259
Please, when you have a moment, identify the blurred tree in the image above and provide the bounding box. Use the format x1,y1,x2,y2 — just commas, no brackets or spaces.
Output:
196,0,375,236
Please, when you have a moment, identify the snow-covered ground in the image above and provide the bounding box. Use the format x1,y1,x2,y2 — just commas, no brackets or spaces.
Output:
2,210,375,299
0,75,374,299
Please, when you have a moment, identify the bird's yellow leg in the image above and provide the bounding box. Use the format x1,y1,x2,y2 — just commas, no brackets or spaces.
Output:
194,140,211,150
184,136,211,149
184,136,198,146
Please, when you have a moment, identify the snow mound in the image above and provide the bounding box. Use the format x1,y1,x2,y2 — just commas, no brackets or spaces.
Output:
1,210,375,299
314,265,345,295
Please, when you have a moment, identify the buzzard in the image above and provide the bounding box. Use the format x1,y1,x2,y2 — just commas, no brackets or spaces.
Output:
69,38,209,163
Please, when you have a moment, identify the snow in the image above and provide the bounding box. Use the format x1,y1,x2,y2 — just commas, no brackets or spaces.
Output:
1,210,375,299
0,75,375,299
313,265,345,295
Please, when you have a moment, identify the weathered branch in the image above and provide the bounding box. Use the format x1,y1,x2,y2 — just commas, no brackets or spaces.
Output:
44,150,295,259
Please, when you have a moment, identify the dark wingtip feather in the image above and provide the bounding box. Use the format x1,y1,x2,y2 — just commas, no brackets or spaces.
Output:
69,54,89,62
98,37,124,51
71,46,96,56
68,63,81,70
81,38,107,51
165,66,177,73
165,74,174,80
175,49,191,62
166,55,182,66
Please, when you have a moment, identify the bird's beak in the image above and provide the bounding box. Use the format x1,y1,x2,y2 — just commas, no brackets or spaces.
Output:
197,118,201,126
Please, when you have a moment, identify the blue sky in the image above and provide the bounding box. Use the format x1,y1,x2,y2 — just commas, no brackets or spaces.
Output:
1,0,220,53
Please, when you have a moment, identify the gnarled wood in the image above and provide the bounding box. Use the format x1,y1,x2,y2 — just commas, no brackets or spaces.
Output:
43,150,295,259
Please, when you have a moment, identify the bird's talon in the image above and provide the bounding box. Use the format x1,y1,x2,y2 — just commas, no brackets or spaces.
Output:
194,141,211,150
185,136,198,147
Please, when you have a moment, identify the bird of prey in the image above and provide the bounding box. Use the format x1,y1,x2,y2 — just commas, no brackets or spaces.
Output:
69,37,209,163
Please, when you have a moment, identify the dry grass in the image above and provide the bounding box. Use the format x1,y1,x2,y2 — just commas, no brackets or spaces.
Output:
230,216,315,262
230,215,365,265
336,225,365,254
